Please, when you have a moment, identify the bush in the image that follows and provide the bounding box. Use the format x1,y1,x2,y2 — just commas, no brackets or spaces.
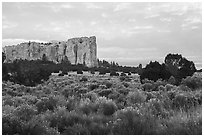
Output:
145,92,157,101
181,75,202,90
110,71,119,76
58,73,64,76
14,104,38,121
122,82,129,88
172,93,199,110
80,76,88,82
111,106,158,134
120,72,126,76
165,84,175,91
168,76,176,85
77,70,83,74
96,97,118,116
90,71,95,74
98,89,113,97
119,76,131,82
35,97,57,113
78,98,97,114
84,92,98,102
104,81,112,88
142,83,154,92
2,114,23,135
126,91,146,105
20,115,60,135
147,99,167,117
61,86,75,98
89,83,99,90
45,108,90,133
77,88,88,94
62,123,89,135
99,71,106,75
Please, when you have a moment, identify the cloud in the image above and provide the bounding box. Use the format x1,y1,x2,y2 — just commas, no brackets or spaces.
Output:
60,4,73,9
181,16,201,28
144,14,160,19
133,26,153,30
101,13,108,18
86,3,102,9
113,3,130,12
91,21,99,26
2,21,17,29
128,18,136,22
160,17,172,22
43,3,73,12
120,25,155,36
2,16,18,29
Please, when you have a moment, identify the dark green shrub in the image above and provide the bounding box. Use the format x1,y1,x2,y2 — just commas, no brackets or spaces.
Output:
36,97,57,113
147,98,167,117
165,84,176,91
20,115,60,135
122,82,129,88
58,73,64,76
172,93,199,110
84,92,98,102
145,92,157,101
126,91,146,105
90,71,95,74
61,86,75,98
2,114,22,135
77,88,88,94
45,108,90,133
62,123,89,135
77,70,83,74
168,76,176,85
120,72,126,76
98,89,113,97
111,107,158,134
119,76,131,82
96,97,118,116
14,104,38,121
104,81,112,88
78,98,98,114
142,83,154,92
89,83,99,90
99,71,106,75
80,76,88,82
181,75,202,90
110,71,119,76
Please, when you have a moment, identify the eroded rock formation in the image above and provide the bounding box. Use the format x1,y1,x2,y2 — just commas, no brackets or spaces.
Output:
3,36,98,67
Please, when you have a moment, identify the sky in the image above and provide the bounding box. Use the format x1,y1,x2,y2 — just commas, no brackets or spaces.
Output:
2,2,202,69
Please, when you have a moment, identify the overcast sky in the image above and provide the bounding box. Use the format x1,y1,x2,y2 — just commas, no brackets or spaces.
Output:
2,2,202,69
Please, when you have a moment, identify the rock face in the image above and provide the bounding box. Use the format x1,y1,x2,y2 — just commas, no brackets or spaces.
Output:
3,36,98,67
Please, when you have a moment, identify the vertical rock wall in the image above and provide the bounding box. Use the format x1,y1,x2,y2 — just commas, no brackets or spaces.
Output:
3,36,98,67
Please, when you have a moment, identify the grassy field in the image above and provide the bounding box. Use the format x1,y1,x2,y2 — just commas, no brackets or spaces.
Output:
2,72,202,135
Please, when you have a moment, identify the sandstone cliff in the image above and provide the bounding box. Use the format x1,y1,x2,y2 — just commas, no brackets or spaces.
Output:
3,36,98,67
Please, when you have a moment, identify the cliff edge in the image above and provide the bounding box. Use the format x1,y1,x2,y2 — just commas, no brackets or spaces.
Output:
3,36,98,67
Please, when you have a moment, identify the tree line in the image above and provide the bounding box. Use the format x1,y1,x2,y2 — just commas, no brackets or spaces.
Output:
2,52,200,86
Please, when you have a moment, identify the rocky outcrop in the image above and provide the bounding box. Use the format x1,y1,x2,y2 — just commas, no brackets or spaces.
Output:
3,36,98,67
